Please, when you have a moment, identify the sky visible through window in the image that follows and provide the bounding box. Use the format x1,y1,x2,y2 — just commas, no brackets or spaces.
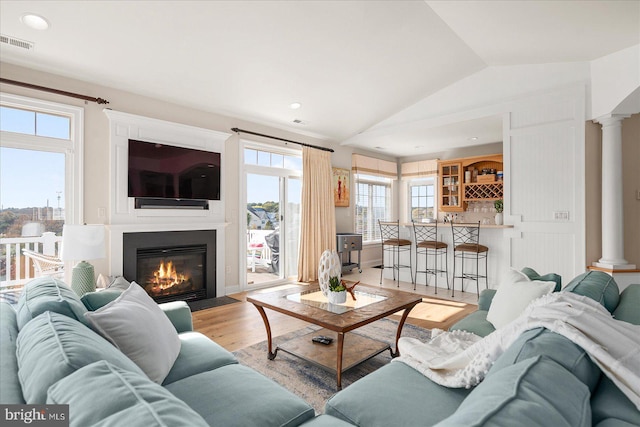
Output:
245,148,302,204
0,106,69,209
0,147,65,209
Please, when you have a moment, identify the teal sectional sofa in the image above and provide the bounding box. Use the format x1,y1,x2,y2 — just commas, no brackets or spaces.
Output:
325,271,640,427
0,277,350,427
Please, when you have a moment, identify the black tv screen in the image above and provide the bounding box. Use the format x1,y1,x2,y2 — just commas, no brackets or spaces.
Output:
128,139,221,201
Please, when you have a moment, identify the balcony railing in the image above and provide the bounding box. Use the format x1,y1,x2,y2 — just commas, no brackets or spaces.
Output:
0,232,63,290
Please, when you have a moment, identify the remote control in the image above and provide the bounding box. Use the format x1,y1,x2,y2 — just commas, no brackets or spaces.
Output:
312,336,333,345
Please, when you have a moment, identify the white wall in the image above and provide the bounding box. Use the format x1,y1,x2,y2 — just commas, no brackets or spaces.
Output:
591,44,640,119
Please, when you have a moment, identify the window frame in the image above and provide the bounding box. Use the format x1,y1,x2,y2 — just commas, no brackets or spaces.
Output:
407,177,436,222
0,93,84,225
354,173,392,243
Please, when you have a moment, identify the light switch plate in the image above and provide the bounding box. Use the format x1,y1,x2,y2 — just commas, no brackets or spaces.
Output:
553,211,569,221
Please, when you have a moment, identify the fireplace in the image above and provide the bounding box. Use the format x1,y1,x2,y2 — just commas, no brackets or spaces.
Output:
123,230,216,303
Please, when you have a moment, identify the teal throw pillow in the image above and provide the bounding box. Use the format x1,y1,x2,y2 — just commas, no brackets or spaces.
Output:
564,271,619,313
436,356,591,427
15,276,90,330
47,361,208,427
16,311,145,403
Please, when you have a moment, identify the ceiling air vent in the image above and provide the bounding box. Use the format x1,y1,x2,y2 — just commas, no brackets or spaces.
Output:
292,119,307,125
0,34,35,51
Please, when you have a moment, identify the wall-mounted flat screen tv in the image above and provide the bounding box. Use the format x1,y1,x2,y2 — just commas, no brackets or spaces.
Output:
128,139,221,201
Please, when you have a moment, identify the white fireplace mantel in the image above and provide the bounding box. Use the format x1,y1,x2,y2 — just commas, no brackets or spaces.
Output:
104,110,231,297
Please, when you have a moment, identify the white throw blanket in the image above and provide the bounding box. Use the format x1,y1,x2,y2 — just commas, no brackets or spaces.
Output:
394,292,640,410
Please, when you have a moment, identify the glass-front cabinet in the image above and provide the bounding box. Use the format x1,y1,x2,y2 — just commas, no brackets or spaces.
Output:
439,161,464,212
439,154,504,212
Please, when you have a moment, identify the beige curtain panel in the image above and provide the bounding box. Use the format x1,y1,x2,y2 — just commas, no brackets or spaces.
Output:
297,146,336,282
351,153,397,178
400,159,439,179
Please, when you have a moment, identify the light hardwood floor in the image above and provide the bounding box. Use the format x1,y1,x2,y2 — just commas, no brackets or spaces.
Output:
193,267,479,352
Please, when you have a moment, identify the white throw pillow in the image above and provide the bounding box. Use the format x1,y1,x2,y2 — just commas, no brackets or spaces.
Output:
84,282,181,383
96,274,131,290
486,269,556,329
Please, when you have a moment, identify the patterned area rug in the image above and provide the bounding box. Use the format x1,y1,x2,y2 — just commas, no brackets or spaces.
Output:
233,318,431,414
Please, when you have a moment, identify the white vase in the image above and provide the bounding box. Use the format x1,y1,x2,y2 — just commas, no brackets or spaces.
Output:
318,249,342,297
495,212,503,225
328,290,347,304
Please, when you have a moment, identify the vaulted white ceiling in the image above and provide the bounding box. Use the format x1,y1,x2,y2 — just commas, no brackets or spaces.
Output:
1,1,638,157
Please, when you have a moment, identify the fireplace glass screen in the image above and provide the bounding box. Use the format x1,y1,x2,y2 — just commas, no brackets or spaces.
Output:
136,245,206,301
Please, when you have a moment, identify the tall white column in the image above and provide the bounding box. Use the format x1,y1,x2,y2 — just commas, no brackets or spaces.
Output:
594,114,635,269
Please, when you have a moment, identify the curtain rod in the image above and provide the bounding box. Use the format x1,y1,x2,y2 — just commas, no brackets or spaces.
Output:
0,78,109,105
231,127,334,153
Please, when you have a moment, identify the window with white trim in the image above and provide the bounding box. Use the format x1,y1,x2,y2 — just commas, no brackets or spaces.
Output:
408,178,435,222
0,93,84,236
354,173,392,242
400,158,438,223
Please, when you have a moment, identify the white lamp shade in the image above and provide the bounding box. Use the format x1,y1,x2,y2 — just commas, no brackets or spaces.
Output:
62,225,106,261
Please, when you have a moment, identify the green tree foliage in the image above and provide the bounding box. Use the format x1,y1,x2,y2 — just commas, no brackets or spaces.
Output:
247,201,279,213
0,211,18,235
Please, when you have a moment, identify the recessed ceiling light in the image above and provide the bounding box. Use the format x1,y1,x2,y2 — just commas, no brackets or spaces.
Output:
289,102,302,109
468,136,479,141
20,13,50,30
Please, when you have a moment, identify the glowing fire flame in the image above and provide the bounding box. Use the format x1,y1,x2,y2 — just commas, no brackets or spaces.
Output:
152,261,189,290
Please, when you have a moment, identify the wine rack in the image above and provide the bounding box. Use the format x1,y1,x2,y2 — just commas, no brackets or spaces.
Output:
464,182,503,201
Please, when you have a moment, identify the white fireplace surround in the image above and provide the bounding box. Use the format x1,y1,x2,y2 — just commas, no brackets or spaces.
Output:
104,110,230,298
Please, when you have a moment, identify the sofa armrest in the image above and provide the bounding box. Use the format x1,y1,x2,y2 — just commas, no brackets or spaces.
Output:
477,289,497,311
159,301,193,333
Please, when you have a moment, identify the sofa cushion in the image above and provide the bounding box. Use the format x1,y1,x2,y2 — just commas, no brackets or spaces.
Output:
162,331,238,385
520,267,562,292
47,361,208,427
594,421,639,427
299,415,356,426
563,271,619,312
613,284,640,325
0,302,24,404
325,361,471,426
80,289,122,310
486,269,556,329
15,276,90,330
477,288,497,311
16,311,145,403
165,364,315,427
158,300,193,333
488,327,601,392
84,282,181,384
591,376,640,427
436,356,591,427
448,309,495,337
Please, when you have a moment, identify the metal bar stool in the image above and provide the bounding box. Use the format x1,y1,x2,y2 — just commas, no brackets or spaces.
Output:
450,221,488,297
412,221,449,293
378,220,414,286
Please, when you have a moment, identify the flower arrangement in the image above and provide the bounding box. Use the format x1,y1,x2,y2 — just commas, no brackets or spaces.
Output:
328,276,346,292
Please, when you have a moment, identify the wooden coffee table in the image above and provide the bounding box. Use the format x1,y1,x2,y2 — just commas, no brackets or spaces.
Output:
246,283,422,389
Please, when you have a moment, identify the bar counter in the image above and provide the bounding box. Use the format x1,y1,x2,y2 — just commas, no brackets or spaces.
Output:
381,222,512,290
